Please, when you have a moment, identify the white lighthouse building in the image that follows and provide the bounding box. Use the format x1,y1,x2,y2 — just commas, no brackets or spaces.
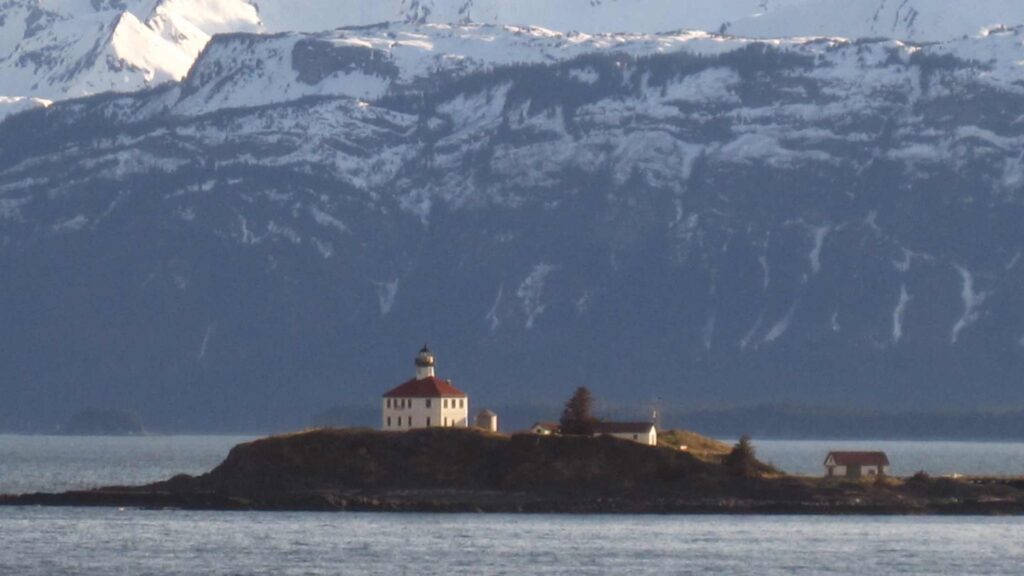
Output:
381,347,469,430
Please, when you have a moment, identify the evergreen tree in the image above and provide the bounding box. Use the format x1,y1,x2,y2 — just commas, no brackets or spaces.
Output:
560,387,598,435
724,434,758,478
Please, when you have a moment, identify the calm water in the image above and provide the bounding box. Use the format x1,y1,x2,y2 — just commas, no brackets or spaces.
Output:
754,439,1024,477
0,509,1022,575
0,435,253,494
2,435,1024,574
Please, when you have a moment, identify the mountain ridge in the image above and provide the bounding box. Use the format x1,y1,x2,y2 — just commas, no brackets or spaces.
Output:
2,23,1023,430
3,0,1024,116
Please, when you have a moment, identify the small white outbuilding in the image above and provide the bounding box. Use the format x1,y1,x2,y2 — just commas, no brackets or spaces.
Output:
593,422,658,446
475,409,498,432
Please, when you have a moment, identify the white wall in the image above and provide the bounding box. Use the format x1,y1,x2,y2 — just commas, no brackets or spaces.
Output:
477,414,498,432
825,464,890,477
826,465,847,477
440,396,469,427
382,396,467,430
605,429,657,446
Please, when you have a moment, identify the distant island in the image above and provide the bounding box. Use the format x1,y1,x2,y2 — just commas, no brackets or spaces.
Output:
4,428,1024,515
59,409,146,436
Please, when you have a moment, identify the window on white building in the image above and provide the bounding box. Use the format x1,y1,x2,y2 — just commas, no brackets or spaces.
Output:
443,399,448,408
426,399,432,408
427,417,431,426
407,416,411,426
387,417,391,427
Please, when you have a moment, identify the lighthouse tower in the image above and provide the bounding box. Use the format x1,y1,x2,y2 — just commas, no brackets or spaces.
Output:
381,346,469,430
415,346,435,379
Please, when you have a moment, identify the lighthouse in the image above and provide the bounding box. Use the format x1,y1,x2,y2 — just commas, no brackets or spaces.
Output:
381,347,469,430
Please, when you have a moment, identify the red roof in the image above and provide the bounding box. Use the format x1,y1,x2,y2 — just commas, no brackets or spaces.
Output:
825,451,890,467
383,376,467,398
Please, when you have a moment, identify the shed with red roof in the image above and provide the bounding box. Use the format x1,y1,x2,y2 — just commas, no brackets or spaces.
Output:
824,451,891,478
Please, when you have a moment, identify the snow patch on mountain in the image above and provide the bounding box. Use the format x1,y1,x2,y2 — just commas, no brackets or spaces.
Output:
0,97,51,121
486,285,504,332
951,265,988,344
893,285,911,344
197,323,215,360
807,225,831,275
52,214,89,233
309,206,349,235
702,313,716,350
0,197,30,222
375,280,400,315
763,303,798,344
518,263,557,329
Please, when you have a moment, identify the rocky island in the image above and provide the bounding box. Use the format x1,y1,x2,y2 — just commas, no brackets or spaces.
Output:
3,428,1024,514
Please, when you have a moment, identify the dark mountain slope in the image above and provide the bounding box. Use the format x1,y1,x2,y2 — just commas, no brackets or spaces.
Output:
1,31,1023,430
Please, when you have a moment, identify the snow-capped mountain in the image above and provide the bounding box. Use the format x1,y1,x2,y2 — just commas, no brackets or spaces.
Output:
2,21,1024,430
4,0,1024,115
171,25,765,116
2,0,788,106
0,0,259,106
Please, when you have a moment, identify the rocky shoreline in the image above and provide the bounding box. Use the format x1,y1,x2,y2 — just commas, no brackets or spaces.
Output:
5,489,1024,515
3,429,1024,515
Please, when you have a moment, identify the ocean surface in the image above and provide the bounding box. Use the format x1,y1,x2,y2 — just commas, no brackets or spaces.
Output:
1,509,1023,575
2,435,1024,574
754,439,1024,477
0,435,254,494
